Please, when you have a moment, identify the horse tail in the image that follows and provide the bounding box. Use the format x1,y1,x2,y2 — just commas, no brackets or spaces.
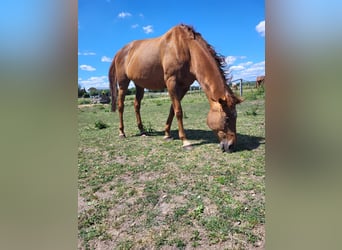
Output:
109,58,117,112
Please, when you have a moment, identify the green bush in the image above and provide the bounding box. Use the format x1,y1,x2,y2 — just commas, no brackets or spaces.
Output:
94,120,109,129
79,98,91,105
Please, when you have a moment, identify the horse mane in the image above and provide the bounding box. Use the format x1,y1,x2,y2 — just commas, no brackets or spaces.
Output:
178,24,240,104
179,24,228,85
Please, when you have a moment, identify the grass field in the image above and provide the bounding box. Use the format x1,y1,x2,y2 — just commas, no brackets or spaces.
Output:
78,88,265,249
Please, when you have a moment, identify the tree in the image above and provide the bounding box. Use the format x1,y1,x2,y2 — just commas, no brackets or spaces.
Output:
88,87,98,97
126,87,136,95
101,89,111,96
78,84,87,98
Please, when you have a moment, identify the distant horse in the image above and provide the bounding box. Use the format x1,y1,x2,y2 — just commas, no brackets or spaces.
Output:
256,75,265,88
109,24,242,152
231,83,238,91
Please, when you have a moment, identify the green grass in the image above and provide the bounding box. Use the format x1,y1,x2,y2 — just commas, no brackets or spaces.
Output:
78,89,265,249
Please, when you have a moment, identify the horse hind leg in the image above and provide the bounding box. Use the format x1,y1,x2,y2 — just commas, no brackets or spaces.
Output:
134,86,146,136
117,80,130,138
164,104,174,140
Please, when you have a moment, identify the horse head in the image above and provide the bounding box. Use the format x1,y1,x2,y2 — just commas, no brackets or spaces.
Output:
207,92,243,153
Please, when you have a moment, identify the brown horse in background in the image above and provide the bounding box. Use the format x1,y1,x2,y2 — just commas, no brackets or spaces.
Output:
109,24,242,152
256,75,265,88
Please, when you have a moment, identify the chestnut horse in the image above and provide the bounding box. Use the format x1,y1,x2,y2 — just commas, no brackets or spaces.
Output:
256,75,265,88
109,24,242,152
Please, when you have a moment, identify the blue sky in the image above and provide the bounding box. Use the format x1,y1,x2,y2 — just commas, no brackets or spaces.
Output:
78,0,265,90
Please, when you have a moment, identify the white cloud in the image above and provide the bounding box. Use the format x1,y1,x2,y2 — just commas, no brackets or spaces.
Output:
225,56,247,65
131,24,139,29
240,61,253,67
225,56,237,65
78,51,96,56
230,61,265,81
101,56,112,62
78,76,135,90
256,20,265,37
230,65,245,71
253,61,265,67
225,56,264,81
143,25,153,34
118,12,132,18
80,64,96,71
78,76,109,89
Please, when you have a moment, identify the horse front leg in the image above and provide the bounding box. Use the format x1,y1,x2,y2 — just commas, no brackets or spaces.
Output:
172,99,192,149
166,78,191,148
134,86,146,135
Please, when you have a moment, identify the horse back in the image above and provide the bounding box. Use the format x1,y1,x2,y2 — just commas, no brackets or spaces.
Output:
115,26,195,89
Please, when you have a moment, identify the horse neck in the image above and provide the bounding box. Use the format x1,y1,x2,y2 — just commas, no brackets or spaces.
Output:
190,42,227,103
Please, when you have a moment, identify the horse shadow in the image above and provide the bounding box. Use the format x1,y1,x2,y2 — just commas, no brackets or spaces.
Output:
141,129,264,152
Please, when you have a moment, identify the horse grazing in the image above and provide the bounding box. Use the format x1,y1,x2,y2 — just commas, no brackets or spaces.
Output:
109,24,242,152
256,75,265,88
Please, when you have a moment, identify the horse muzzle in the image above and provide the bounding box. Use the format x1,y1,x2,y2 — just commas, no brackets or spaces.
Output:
220,140,235,153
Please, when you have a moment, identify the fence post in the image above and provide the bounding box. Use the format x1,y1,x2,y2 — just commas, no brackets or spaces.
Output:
239,79,243,96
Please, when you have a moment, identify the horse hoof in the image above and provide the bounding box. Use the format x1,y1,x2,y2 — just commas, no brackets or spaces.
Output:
183,145,193,151
182,140,193,150
119,134,126,138
164,136,173,141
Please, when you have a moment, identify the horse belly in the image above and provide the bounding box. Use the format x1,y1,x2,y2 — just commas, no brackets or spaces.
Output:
134,73,166,90
126,57,166,90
